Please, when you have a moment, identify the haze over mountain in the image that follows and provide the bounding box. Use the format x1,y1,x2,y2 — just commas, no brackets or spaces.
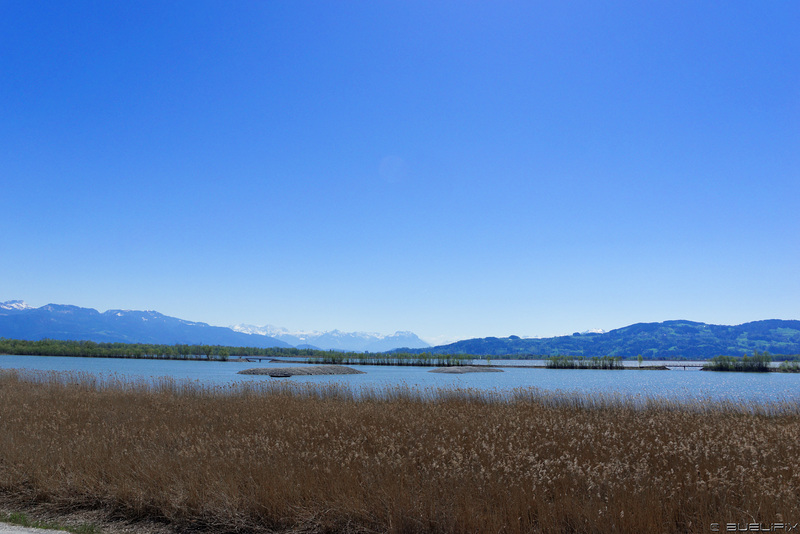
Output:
232,324,430,352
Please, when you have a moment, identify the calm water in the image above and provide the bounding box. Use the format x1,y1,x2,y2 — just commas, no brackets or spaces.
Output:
1,355,798,404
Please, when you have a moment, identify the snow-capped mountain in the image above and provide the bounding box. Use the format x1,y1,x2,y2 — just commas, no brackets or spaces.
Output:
581,328,607,335
0,300,33,310
0,300,428,352
232,324,430,352
233,324,295,338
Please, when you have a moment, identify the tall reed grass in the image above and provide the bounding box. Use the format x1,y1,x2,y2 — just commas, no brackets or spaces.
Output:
1,369,799,533
309,352,470,366
546,355,624,369
705,351,773,372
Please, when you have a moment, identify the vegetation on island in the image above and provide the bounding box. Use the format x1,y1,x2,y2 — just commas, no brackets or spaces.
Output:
1,369,799,534
704,351,773,372
702,351,800,372
546,355,625,370
779,358,800,372
308,351,469,366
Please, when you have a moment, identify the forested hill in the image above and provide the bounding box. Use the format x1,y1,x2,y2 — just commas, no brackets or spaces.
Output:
400,320,800,359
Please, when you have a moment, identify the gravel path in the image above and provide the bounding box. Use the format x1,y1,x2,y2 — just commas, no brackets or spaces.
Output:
0,523,68,534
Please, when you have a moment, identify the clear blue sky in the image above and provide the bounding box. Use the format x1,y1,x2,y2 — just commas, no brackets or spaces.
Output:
2,1,798,344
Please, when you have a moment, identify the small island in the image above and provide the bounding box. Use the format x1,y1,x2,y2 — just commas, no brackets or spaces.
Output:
429,366,504,374
238,365,366,377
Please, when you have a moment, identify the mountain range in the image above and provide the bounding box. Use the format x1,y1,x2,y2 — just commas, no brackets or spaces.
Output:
395,319,800,359
3,301,799,358
0,301,428,352
0,301,290,348
231,324,429,352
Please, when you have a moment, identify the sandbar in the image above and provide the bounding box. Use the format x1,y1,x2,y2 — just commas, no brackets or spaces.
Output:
238,365,366,377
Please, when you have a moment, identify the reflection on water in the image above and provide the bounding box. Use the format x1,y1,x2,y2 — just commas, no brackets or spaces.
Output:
1,355,798,404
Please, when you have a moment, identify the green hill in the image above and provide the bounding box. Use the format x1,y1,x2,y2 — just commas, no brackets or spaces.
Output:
402,320,800,359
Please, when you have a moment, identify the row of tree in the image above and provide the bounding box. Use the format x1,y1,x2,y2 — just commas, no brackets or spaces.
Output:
705,351,773,372
0,338,241,360
546,355,625,370
310,353,471,367
0,338,475,364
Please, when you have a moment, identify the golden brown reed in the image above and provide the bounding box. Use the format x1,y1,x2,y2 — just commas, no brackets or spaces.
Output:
1,369,799,533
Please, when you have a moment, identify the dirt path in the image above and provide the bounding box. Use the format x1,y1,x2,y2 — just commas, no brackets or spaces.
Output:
0,523,69,534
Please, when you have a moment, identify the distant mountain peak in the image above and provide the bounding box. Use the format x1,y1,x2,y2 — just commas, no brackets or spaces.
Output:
581,328,607,335
230,323,430,352
0,300,32,310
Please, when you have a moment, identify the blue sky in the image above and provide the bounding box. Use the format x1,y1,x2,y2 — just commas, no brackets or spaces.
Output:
2,1,798,344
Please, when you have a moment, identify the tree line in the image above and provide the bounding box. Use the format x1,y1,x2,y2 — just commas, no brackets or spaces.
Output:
0,338,473,364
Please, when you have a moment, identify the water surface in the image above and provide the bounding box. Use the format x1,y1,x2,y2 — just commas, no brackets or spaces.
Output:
1,355,798,404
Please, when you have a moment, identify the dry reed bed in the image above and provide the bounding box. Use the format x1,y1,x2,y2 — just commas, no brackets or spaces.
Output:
1,369,799,534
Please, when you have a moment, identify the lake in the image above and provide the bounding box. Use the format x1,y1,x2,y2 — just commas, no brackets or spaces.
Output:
1,355,799,404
